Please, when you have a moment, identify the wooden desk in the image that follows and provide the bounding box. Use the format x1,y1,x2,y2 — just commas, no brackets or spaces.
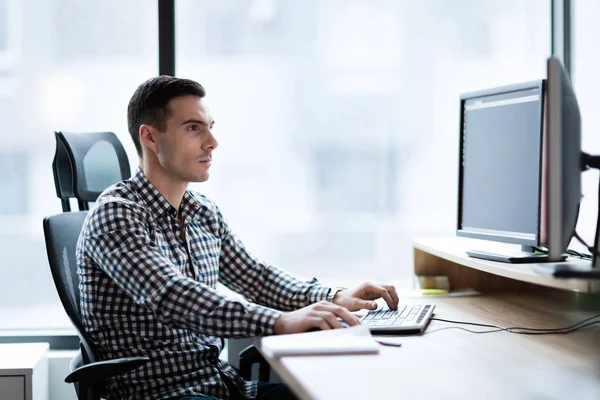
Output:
257,237,600,400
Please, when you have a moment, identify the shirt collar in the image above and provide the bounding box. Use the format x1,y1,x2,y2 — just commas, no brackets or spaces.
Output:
130,168,204,223
180,190,204,224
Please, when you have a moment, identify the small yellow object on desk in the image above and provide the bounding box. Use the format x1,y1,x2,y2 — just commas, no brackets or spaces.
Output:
420,289,449,295
414,275,450,291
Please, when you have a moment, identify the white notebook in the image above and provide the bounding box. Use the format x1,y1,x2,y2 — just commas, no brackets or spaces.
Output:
259,325,379,357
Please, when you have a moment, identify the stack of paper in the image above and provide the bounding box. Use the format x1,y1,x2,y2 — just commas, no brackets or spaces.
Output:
259,325,379,357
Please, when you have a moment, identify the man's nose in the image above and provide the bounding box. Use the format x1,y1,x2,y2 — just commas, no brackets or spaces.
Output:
203,131,218,151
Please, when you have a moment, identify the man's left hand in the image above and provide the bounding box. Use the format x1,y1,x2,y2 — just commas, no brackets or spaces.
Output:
332,282,399,311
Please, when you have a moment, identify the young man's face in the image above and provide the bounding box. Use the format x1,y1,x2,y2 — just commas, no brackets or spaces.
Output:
154,95,218,183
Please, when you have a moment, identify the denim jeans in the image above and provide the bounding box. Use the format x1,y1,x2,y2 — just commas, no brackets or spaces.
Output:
178,382,297,400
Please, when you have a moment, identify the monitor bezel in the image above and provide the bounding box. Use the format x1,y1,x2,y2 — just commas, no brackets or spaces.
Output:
456,79,546,247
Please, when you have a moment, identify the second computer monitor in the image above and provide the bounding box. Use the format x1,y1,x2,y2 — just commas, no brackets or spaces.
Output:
457,80,553,263
546,56,582,262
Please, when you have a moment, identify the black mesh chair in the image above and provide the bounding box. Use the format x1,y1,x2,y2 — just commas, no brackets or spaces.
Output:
43,212,149,400
47,132,270,398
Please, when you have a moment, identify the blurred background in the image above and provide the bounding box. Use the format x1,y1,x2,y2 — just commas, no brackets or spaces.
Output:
0,0,598,333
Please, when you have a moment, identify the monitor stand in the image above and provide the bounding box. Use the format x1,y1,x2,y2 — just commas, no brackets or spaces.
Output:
466,245,567,264
533,262,600,278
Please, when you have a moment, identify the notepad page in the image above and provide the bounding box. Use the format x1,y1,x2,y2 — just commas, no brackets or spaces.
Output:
260,325,379,357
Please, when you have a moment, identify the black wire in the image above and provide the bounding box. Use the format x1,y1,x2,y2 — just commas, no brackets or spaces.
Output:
424,321,600,335
574,231,600,259
507,313,600,331
431,317,505,330
564,247,591,259
594,174,600,267
568,250,592,260
574,231,592,251
424,326,505,335
430,314,600,336
572,163,600,264
433,314,600,332
506,321,600,335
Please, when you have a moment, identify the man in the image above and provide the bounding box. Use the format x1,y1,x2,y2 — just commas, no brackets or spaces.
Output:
76,76,399,400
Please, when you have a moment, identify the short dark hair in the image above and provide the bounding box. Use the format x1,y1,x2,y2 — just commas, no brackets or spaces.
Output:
127,76,206,157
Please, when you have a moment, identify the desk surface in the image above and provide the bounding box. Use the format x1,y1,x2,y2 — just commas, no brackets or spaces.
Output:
258,293,600,400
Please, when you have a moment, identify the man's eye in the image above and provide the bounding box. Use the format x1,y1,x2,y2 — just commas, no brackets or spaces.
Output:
187,125,198,131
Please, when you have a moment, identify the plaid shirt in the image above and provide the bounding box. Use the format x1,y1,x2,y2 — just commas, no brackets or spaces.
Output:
76,169,331,400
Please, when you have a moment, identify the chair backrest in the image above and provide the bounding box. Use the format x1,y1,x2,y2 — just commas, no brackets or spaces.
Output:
43,211,97,363
53,131,131,212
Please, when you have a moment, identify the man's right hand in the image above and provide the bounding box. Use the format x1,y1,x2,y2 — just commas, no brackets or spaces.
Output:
273,300,361,334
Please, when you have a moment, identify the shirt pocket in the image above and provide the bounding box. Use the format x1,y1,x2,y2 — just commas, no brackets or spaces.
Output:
188,233,221,287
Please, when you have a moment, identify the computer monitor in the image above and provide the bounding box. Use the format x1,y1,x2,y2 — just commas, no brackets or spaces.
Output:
533,57,600,277
456,80,559,263
545,56,582,262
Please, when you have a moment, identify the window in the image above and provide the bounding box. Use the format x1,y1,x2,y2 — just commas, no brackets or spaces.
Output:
177,0,550,285
573,1,600,252
0,0,157,331
0,0,9,51
0,152,29,215
0,0,553,332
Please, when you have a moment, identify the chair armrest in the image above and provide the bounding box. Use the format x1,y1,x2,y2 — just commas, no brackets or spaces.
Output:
239,345,271,381
65,357,150,384
239,344,261,360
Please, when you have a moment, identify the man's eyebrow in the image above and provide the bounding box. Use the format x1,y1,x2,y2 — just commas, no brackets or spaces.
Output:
180,119,215,126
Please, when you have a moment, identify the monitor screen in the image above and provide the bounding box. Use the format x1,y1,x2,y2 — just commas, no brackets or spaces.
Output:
458,81,545,247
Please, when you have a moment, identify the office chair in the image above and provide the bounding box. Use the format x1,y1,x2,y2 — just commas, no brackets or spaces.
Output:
43,211,149,400
52,131,131,212
48,132,270,398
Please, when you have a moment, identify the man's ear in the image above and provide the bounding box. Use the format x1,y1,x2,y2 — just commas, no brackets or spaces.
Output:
139,124,158,156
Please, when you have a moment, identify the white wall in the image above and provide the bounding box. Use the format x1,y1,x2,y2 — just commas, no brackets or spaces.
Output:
48,351,77,400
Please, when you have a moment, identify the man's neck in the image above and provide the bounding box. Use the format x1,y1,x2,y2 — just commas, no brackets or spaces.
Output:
139,160,188,211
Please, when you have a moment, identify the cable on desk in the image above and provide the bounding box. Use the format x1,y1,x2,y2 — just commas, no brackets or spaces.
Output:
505,321,600,335
506,313,600,332
428,314,600,335
433,313,600,331
574,231,600,259
424,326,504,335
532,245,592,260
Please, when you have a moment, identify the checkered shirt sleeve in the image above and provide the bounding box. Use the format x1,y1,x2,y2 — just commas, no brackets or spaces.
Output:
209,202,331,311
82,198,284,338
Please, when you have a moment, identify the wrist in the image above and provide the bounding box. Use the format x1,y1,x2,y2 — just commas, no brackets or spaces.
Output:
332,291,343,305
273,313,285,335
326,287,346,305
